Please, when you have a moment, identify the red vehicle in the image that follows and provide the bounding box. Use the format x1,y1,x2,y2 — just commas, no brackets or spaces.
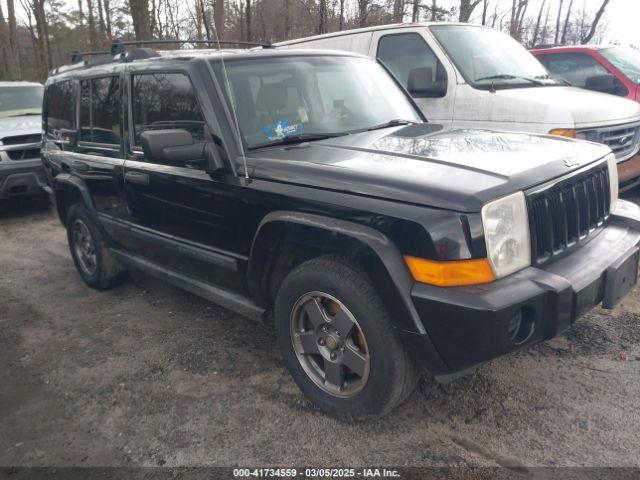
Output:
532,45,640,186
532,45,640,103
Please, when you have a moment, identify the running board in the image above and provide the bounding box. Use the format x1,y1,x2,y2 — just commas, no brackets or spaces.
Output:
111,249,265,322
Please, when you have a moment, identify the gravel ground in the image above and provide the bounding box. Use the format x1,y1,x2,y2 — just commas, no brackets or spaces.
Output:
1,194,640,469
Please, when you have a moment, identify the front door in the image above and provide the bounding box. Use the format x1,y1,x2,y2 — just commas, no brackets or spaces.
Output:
371,28,456,127
119,69,245,293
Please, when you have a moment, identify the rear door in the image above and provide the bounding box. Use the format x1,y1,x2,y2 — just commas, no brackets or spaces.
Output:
119,67,245,292
71,73,129,237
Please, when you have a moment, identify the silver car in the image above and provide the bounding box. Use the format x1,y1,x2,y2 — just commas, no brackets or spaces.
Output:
0,81,45,199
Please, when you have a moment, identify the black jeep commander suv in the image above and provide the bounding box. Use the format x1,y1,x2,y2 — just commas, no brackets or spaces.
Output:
42,45,640,419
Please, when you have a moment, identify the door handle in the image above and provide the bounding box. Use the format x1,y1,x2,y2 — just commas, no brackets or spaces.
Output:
125,171,150,186
72,160,89,172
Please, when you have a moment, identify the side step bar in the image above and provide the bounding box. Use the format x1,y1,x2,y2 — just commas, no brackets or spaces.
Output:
111,249,265,322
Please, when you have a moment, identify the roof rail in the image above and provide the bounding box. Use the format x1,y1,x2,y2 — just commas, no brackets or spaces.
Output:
110,39,273,55
69,50,110,64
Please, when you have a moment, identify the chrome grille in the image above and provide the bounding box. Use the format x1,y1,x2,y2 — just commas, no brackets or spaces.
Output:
580,121,640,161
527,163,610,265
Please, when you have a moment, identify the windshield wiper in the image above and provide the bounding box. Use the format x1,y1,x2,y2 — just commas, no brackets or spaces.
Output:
475,74,545,85
365,119,419,132
248,132,346,150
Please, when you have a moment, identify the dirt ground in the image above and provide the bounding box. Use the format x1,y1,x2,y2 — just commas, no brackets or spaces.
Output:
1,194,640,470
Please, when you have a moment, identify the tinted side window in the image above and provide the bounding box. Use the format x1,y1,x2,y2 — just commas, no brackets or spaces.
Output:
131,73,205,148
78,76,121,146
537,53,608,87
377,33,447,97
45,81,75,136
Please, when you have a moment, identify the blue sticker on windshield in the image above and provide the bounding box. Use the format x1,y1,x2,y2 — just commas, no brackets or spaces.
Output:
263,120,303,140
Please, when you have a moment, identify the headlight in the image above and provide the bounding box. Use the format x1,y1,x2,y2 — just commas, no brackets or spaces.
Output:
605,153,618,213
481,191,531,279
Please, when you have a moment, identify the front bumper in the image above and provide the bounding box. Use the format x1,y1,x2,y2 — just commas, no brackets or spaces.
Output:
0,157,46,199
406,199,640,375
618,154,640,191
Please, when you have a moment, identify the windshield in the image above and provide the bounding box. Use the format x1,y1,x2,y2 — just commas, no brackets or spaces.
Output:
601,46,640,84
430,25,560,89
211,55,421,148
0,86,43,118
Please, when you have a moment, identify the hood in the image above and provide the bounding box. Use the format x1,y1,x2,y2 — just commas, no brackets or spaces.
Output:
0,115,42,141
248,124,612,212
463,86,640,128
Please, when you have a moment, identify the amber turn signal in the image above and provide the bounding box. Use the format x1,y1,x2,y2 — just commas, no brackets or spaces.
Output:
549,128,577,139
404,256,496,287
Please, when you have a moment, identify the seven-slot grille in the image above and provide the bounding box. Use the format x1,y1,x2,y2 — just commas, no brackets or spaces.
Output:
527,162,611,265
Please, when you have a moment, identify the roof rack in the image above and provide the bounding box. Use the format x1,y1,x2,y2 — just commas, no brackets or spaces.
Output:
109,39,273,55
69,50,110,64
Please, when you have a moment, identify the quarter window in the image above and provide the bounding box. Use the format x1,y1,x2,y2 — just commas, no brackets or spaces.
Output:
377,33,447,97
131,73,205,148
79,76,121,145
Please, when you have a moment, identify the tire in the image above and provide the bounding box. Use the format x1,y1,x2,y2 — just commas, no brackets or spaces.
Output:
274,254,419,420
66,203,127,290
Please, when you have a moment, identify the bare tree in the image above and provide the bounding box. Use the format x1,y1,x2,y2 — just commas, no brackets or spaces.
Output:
553,0,564,44
0,0,21,79
459,0,482,23
129,0,152,40
245,0,251,40
358,0,368,27
318,0,326,33
530,0,546,47
560,0,573,44
581,0,610,44
481,0,488,25
338,0,345,29
214,0,224,39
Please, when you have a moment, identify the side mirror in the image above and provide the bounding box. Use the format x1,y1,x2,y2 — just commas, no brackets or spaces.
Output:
585,74,622,95
407,67,447,98
140,129,205,165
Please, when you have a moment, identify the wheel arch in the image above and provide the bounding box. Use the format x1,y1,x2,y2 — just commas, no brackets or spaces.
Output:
53,173,98,228
248,211,426,335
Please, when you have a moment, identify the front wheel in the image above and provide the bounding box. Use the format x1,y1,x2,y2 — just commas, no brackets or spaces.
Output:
274,255,419,420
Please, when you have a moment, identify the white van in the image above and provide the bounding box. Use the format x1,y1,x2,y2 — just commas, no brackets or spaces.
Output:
277,23,640,188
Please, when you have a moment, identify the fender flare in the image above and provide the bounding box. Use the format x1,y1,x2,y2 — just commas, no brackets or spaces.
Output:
248,210,427,334
53,173,98,222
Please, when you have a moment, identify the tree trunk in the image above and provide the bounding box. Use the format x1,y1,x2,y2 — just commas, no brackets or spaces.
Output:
393,0,404,22
358,0,368,27
128,0,152,40
339,0,345,30
2,0,21,79
411,0,419,22
581,0,610,44
481,0,488,25
560,0,573,44
97,0,107,41
214,0,224,39
245,0,251,41
530,0,546,48
554,0,564,44
86,0,99,48
318,0,326,34
431,0,436,21
459,0,481,23
103,0,112,39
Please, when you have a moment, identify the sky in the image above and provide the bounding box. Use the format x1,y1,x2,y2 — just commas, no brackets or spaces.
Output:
437,0,640,45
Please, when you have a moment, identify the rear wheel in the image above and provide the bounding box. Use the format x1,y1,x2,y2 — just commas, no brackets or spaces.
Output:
66,203,127,289
274,255,419,420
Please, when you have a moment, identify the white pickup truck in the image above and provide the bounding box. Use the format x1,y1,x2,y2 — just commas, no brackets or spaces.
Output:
277,22,640,189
